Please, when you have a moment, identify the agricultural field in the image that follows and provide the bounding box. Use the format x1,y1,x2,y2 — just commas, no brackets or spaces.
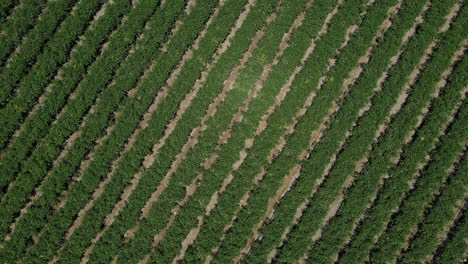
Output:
0,0,466,263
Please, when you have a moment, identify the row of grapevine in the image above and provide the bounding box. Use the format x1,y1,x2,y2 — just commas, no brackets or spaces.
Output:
0,0,105,192
0,0,19,25
368,87,467,261
15,1,230,263
242,0,411,261
121,0,331,262
399,150,467,263
308,24,466,264
0,0,465,263
166,0,388,263
77,0,277,262
0,0,186,261
0,0,82,107
47,0,250,262
0,1,131,224
80,1,284,263
334,4,466,263
0,0,160,241
206,0,387,262
431,201,468,263
0,0,47,67
265,0,459,262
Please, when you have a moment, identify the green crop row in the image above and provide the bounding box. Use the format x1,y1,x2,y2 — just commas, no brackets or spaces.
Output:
0,0,104,194
49,1,250,262
0,0,47,67
0,0,131,202
369,101,468,262
399,151,467,263
271,1,459,262
333,5,467,264
118,0,328,262
173,0,381,263
0,0,184,261
432,206,468,264
244,0,413,261
308,18,467,264
0,0,160,240
0,0,82,107
0,0,18,25
82,0,285,263
209,0,397,263
15,1,223,263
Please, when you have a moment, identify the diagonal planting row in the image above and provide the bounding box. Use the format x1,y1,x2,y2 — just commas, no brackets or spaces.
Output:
78,0,266,262
0,0,106,193
0,0,19,25
47,0,247,263
0,0,118,152
0,0,166,243
205,0,390,262
0,1,164,245
266,0,458,262
308,24,467,264
161,0,390,262
367,84,467,261
0,0,83,108
332,4,467,263
0,0,189,261
431,193,468,263
399,151,467,263
130,0,330,262
13,0,241,263
89,0,315,262
0,0,128,200
0,0,48,68
196,0,404,263
242,0,411,261
276,2,464,263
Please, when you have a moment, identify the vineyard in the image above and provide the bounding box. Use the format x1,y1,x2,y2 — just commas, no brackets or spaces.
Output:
0,0,466,263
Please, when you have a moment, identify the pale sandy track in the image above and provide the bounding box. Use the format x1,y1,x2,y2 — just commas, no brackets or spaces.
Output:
14,2,181,263
235,17,366,264
8,0,119,146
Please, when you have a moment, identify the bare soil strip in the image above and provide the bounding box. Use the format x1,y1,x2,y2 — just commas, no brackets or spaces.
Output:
80,1,232,262
267,1,417,261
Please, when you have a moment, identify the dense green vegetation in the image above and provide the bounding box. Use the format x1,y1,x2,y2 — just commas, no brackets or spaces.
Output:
0,0,466,263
